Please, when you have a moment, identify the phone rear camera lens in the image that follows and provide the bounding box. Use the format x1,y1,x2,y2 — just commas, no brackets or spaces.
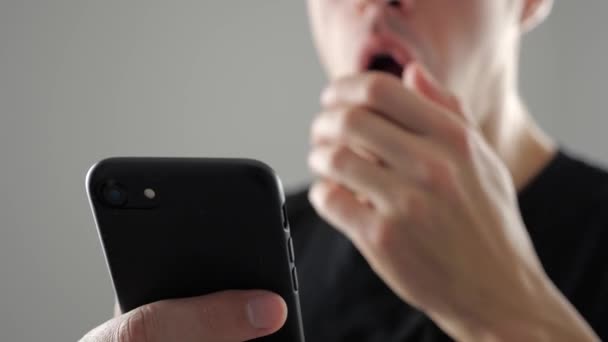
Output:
101,183,128,207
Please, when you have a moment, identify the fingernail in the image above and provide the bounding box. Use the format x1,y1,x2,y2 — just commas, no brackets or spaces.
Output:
247,294,281,329
402,62,418,88
320,87,333,106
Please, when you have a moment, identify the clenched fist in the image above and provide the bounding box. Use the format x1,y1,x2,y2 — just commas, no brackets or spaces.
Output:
308,64,598,341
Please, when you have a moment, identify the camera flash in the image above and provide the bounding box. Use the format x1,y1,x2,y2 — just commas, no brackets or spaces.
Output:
144,188,156,200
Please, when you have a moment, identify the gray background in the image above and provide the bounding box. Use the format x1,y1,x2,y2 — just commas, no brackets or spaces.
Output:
0,1,606,341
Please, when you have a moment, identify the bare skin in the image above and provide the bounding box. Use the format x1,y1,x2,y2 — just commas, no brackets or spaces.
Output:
81,0,600,341
79,290,287,342
307,0,599,340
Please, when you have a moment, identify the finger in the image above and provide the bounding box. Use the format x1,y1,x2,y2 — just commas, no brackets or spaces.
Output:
403,62,475,125
311,106,439,179
114,302,121,317
80,290,287,342
308,143,394,212
321,72,437,135
311,107,387,166
309,179,376,245
403,63,459,114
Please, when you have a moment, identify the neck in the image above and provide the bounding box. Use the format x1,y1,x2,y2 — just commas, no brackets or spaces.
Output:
479,90,557,191
463,34,558,192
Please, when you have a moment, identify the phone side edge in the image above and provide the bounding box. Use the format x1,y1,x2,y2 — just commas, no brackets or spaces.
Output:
85,158,126,314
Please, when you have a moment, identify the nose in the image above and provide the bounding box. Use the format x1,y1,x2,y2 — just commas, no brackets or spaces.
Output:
357,0,414,14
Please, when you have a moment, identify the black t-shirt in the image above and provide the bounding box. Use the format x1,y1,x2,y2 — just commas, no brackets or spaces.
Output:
286,150,608,341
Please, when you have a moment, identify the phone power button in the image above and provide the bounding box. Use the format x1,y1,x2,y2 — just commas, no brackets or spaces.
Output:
281,204,290,229
287,237,295,263
291,266,299,292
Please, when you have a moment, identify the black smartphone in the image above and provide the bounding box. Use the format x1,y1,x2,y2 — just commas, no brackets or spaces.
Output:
86,157,305,342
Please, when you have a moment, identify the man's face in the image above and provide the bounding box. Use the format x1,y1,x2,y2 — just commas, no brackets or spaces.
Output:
308,0,526,101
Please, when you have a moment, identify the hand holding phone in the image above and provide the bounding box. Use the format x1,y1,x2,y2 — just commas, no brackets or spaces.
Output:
79,290,287,342
84,158,305,342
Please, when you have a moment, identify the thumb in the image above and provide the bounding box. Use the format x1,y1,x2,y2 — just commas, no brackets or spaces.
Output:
80,290,288,342
403,62,473,124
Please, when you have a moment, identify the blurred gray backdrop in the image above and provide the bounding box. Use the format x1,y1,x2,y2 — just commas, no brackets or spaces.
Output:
1,1,607,341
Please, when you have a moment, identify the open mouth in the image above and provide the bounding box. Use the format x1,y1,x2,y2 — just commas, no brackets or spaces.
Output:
366,53,405,78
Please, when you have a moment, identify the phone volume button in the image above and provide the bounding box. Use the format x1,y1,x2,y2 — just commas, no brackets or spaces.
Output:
291,266,299,292
287,237,295,263
281,204,289,229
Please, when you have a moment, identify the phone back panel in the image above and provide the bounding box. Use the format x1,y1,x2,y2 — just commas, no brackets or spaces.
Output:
87,157,305,342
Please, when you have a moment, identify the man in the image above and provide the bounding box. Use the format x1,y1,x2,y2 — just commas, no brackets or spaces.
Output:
80,0,607,340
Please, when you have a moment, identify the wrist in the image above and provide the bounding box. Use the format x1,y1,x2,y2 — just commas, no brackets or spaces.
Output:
428,270,599,342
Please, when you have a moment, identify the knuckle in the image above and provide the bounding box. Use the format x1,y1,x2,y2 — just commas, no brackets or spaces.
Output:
324,186,342,209
370,215,399,249
316,188,332,210
327,146,351,173
312,182,340,212
116,305,156,342
336,107,363,135
394,190,427,223
362,74,389,103
421,158,459,194
367,191,428,249
310,115,323,138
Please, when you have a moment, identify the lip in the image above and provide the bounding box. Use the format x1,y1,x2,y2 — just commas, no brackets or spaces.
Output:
358,33,416,73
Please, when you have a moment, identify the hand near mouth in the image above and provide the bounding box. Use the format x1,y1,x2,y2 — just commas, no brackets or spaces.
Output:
308,64,599,341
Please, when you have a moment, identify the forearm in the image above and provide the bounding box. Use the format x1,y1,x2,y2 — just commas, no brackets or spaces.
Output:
430,272,600,342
